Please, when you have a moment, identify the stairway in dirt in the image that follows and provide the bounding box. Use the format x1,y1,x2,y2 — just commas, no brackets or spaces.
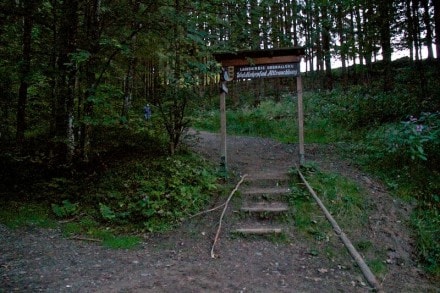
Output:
232,171,292,235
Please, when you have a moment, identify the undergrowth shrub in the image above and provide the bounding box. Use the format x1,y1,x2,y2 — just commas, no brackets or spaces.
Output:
355,112,440,275
360,112,440,203
192,94,345,143
192,98,298,142
411,208,440,276
381,112,440,162
320,88,419,130
92,154,218,232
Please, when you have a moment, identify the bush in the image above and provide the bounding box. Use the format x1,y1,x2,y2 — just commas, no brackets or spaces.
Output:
411,208,440,275
383,112,440,161
92,154,218,232
192,97,298,143
357,113,440,275
320,88,419,130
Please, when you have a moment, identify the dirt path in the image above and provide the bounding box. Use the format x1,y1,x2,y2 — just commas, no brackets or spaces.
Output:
1,131,438,292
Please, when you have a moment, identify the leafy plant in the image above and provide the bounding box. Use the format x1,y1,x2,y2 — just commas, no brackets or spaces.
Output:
383,112,440,161
52,200,79,218
92,154,218,232
411,208,440,275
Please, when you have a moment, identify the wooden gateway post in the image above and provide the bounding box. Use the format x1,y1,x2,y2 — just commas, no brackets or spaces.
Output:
214,47,306,172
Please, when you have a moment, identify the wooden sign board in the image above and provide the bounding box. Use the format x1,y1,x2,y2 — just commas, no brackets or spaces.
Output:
214,47,305,68
231,62,300,80
213,47,306,170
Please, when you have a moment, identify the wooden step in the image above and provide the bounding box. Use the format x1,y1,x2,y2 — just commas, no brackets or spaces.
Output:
242,187,290,196
233,227,283,234
240,201,289,213
245,172,290,187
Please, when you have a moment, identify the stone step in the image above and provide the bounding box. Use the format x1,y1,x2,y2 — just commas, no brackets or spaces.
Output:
240,201,289,213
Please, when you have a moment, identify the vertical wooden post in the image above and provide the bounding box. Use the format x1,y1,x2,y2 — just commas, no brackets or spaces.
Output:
220,83,227,174
296,74,305,165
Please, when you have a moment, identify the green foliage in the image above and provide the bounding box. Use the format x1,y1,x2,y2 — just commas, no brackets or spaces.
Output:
357,113,440,206
411,208,440,275
192,92,349,144
52,200,79,218
102,234,141,249
83,84,123,127
289,165,369,236
332,97,439,275
0,201,56,229
153,87,195,154
367,258,387,276
61,216,141,249
312,87,418,130
93,154,218,232
382,112,440,161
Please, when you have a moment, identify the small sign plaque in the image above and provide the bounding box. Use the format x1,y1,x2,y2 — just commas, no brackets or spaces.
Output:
234,63,300,80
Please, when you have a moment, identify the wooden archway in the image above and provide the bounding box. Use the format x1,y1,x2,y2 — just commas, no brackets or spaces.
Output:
214,47,306,172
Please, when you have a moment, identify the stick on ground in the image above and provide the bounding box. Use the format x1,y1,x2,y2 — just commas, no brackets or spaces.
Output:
296,166,383,292
189,202,226,219
211,174,248,258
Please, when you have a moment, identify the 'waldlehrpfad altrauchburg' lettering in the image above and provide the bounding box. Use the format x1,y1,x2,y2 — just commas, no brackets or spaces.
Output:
235,63,299,79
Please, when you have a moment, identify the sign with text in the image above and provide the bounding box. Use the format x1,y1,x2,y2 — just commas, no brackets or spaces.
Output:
233,63,300,80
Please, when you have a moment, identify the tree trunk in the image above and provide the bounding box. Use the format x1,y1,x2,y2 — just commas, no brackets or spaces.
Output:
421,0,434,59
349,9,357,69
406,0,415,61
434,0,440,59
321,1,332,90
122,1,139,121
355,4,364,66
412,0,421,61
337,3,346,75
16,0,36,146
379,1,394,91
54,0,78,161
79,0,101,161
363,1,375,83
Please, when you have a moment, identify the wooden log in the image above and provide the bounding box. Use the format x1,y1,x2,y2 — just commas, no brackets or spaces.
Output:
296,166,383,292
233,227,283,234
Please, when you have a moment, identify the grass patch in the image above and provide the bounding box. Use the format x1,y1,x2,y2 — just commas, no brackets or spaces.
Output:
411,208,440,275
288,164,371,265
367,258,387,276
289,164,369,235
102,234,141,249
0,201,142,250
356,240,373,252
0,201,57,229
192,95,345,144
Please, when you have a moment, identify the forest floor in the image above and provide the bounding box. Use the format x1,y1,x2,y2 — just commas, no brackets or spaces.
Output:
1,130,439,292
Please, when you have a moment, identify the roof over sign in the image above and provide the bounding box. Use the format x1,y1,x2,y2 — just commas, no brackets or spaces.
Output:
213,47,306,67
214,47,305,61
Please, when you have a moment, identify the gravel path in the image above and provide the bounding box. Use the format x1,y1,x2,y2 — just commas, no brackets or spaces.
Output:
1,131,438,292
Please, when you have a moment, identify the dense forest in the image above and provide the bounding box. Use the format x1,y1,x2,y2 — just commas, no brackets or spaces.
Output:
1,0,439,160
1,0,439,277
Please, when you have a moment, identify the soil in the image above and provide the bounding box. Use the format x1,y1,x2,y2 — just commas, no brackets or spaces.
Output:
1,131,439,292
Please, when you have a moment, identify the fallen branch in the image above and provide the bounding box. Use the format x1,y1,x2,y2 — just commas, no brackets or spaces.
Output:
296,165,383,293
69,236,102,242
211,174,248,259
189,202,226,219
